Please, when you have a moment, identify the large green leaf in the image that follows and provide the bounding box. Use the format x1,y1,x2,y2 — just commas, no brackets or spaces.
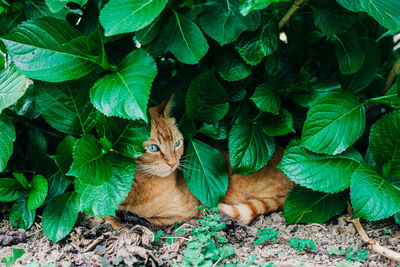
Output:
0,117,16,172
186,70,229,123
360,0,400,33
250,80,281,114
216,49,252,82
52,135,78,175
229,118,275,175
46,0,88,12
301,93,365,155
162,12,209,65
0,178,24,202
27,175,48,210
184,139,229,207
100,0,167,36
26,128,47,169
0,64,30,113
257,109,295,136
279,146,361,193
342,39,381,93
291,81,341,108
34,80,96,135
351,164,400,221
9,194,36,230
136,16,162,45
312,4,354,39
42,192,78,242
234,19,279,65
336,0,362,12
90,49,157,122
67,135,114,185
96,114,150,158
75,153,135,216
369,111,400,177
334,33,365,75
25,0,67,19
284,186,347,224
0,17,105,82
199,0,260,45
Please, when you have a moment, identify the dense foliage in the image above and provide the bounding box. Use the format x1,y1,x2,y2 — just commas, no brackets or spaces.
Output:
0,0,399,242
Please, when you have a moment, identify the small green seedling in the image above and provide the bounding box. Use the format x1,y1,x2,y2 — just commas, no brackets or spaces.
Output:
177,206,235,267
153,230,163,242
2,248,25,267
340,245,368,262
254,228,279,245
383,229,391,234
288,238,317,252
328,247,340,255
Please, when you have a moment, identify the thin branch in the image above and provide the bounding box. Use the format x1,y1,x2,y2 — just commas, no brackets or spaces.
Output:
278,0,307,31
347,203,400,263
383,58,400,95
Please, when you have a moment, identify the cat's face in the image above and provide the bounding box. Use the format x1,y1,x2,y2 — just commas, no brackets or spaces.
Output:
135,97,184,177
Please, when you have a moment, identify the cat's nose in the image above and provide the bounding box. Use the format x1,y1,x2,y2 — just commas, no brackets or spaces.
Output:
166,161,177,168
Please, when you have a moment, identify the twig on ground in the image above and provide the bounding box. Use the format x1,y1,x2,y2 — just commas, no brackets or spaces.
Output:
308,223,328,231
347,203,400,262
278,0,307,31
383,58,400,95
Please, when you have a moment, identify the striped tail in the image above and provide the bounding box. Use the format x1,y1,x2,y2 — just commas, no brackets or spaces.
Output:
218,198,284,224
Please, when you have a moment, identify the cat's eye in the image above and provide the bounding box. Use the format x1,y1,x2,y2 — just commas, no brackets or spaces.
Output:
174,139,181,148
147,144,160,152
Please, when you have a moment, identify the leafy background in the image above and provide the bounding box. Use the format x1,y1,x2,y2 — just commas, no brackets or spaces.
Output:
0,0,399,242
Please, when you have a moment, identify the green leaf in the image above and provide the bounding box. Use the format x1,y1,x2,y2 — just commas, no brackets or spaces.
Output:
360,0,400,33
27,175,48,210
25,0,67,19
14,85,40,120
13,173,29,189
334,33,365,74
136,15,162,45
341,39,381,93
184,139,229,207
369,111,400,177
0,17,103,82
26,128,47,169
45,0,88,12
257,109,295,136
9,194,36,230
250,80,281,114
336,0,362,12
0,178,24,202
351,164,400,221
216,50,252,82
291,81,341,108
0,117,16,172
312,4,354,39
199,0,260,45
186,70,229,123
229,118,275,175
279,146,361,193
0,64,30,113
34,80,96,135
67,135,114,185
163,12,209,65
42,192,78,242
90,49,157,122
96,114,150,158
234,19,279,65
45,172,71,204
284,186,347,224
301,93,365,155
99,0,167,36
52,136,78,175
75,153,135,216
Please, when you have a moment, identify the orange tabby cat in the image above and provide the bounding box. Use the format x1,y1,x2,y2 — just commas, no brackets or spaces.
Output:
114,97,294,226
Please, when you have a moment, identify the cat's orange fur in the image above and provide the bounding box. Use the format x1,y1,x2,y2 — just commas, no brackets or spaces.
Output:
113,97,294,226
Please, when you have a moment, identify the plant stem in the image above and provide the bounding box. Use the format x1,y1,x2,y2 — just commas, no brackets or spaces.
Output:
278,0,307,31
23,121,64,140
383,58,400,95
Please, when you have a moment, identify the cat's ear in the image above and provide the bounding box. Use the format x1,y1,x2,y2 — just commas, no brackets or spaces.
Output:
152,94,174,117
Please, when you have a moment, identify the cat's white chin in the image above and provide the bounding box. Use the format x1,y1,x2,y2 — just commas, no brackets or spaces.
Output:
157,171,173,177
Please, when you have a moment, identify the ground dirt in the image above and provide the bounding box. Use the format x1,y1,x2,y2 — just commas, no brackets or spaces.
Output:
0,203,399,267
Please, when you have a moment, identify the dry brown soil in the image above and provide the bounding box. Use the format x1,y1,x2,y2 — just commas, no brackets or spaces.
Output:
0,204,399,267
